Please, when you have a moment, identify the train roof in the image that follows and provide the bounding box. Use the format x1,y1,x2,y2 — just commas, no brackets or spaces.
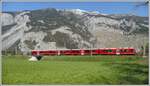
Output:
31,47,135,51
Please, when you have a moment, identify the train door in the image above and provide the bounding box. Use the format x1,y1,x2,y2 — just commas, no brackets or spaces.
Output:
81,49,84,55
57,50,60,56
116,49,120,55
128,48,135,55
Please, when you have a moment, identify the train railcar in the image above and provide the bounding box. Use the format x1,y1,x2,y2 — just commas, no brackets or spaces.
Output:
31,48,136,57
60,50,72,55
71,50,83,55
84,49,91,55
60,49,84,55
91,49,100,55
32,50,58,56
99,48,117,55
119,48,135,55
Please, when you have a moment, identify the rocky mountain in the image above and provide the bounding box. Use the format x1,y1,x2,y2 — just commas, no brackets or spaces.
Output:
2,8,149,54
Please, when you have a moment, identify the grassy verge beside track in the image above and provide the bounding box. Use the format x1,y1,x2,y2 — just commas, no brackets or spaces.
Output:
2,55,149,84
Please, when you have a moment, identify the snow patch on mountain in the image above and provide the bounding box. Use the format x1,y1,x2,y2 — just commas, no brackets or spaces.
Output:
69,9,87,15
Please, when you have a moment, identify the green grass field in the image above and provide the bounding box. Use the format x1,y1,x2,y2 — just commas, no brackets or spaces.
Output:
2,55,149,85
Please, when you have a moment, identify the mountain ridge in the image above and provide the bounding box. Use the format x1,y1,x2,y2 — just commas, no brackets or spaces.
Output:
2,8,148,54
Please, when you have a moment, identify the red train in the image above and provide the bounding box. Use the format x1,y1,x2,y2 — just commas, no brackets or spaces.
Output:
31,48,136,57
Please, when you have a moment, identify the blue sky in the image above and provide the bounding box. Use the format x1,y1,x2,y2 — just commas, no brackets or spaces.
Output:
2,2,148,16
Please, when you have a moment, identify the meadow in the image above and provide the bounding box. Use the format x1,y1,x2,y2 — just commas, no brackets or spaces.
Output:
2,55,149,85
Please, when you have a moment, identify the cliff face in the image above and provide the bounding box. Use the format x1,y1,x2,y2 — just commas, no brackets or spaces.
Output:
2,8,149,53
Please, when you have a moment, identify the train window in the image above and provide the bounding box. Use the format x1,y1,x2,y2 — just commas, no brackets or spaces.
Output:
120,50,123,52
120,49,128,52
107,50,112,52
104,50,107,52
85,50,90,53
104,50,112,52
124,49,128,52
130,49,133,52
116,49,120,52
